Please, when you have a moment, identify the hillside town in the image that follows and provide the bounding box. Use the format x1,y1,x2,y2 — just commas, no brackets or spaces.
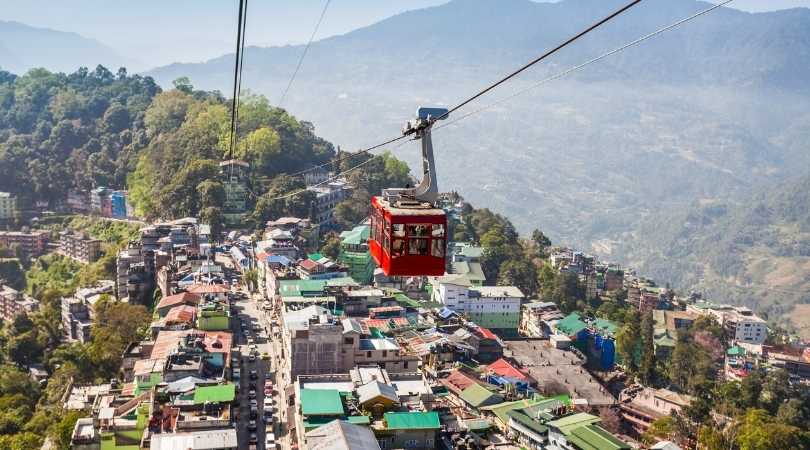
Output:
0,172,802,450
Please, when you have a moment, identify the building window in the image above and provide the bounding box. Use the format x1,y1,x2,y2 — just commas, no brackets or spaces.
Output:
405,440,418,448
367,351,372,358
344,338,354,345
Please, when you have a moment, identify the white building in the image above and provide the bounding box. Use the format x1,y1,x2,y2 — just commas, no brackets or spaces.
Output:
432,281,523,330
0,192,17,220
687,302,768,344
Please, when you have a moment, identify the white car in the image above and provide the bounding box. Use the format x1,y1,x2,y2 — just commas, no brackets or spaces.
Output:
265,433,276,447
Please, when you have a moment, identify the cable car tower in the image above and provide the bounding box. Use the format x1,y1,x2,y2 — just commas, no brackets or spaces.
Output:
369,107,449,277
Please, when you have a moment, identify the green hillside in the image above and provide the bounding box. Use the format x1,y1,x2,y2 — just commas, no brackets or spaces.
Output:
617,173,810,335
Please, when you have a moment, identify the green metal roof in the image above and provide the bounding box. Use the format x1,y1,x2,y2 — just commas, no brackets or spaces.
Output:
384,411,441,430
506,409,549,435
547,413,600,435
308,252,325,261
567,424,630,450
279,279,327,297
481,399,543,425
340,225,369,245
460,383,502,408
727,345,746,356
347,415,371,425
556,313,588,336
592,318,618,336
193,383,235,404
300,389,345,416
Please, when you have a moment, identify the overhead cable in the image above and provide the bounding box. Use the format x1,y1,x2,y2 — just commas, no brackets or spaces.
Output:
278,0,333,107
436,0,735,131
289,0,644,179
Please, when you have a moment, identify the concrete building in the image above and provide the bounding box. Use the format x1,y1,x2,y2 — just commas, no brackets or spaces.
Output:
0,192,17,220
520,301,564,338
0,230,48,255
308,180,351,229
687,302,768,344
339,224,375,285
219,159,250,226
282,306,419,379
433,281,524,330
619,387,692,436
0,284,39,321
61,281,114,344
60,231,103,264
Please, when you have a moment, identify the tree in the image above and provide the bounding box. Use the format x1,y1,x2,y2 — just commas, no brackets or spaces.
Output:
639,310,656,383
497,258,538,297
616,309,641,374
642,416,675,445
172,76,194,94
320,233,342,260
549,271,583,313
243,269,258,293
200,206,224,242
538,263,556,300
102,103,130,134
531,228,552,258
735,409,809,450
776,398,810,428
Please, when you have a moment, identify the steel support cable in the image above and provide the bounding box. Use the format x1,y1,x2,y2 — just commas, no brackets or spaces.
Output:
436,0,735,132
228,0,247,159
275,0,732,201
278,0,333,107
287,0,643,179
262,138,413,201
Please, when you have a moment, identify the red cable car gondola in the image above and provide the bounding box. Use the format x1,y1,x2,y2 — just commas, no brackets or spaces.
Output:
369,107,449,277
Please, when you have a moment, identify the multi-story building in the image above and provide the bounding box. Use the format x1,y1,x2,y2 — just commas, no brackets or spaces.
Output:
338,224,374,284
110,190,128,218
219,159,250,226
90,187,111,217
0,192,17,220
432,281,524,331
60,231,103,263
60,281,115,343
282,306,420,380
0,230,48,255
619,387,692,437
308,180,351,229
687,302,768,344
0,285,39,321
520,301,564,338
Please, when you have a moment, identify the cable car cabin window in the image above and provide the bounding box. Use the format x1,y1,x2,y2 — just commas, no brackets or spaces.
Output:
408,224,430,237
392,239,405,257
409,238,429,256
432,239,445,258
393,224,406,238
432,224,445,238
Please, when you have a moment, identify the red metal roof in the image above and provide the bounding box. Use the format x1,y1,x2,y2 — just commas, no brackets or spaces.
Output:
164,305,196,324
440,369,480,395
474,326,498,340
299,259,320,271
486,358,529,381
156,292,200,311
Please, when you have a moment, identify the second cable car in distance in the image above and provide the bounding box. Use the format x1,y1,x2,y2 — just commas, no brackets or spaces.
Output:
369,107,449,277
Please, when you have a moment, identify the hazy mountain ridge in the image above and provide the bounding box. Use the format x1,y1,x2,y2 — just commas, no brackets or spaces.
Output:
143,0,810,318
0,20,132,74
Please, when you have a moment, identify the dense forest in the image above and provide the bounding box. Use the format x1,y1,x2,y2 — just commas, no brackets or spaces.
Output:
0,66,158,204
0,67,347,231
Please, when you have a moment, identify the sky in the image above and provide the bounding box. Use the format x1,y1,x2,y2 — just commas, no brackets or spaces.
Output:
1,0,808,71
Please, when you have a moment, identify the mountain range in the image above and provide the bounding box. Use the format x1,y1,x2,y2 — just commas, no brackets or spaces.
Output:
144,0,810,329
0,20,131,75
